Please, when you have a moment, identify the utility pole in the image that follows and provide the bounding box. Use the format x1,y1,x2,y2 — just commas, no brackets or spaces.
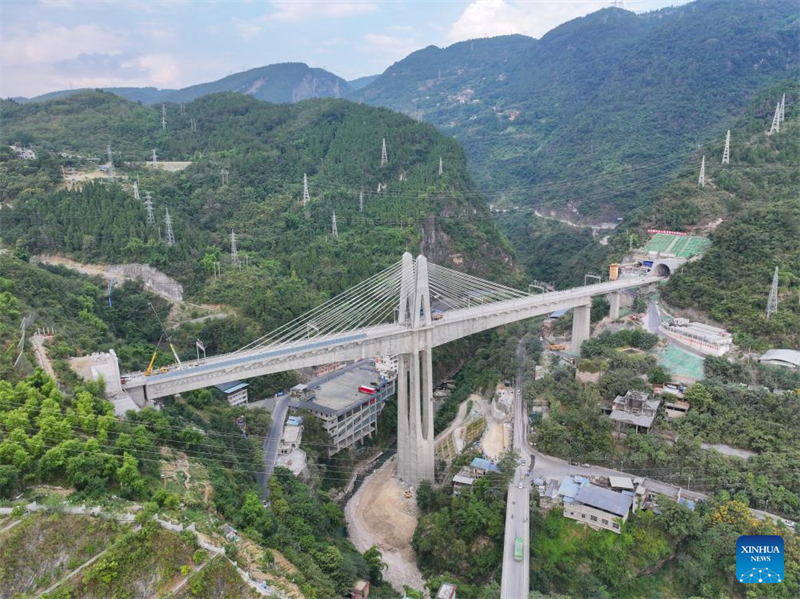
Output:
230,230,240,268
381,138,388,167
438,156,443,176
769,102,781,134
152,149,158,168
106,144,115,180
331,211,338,238
766,266,779,319
132,180,140,200
302,173,310,206
161,104,167,130
698,155,706,187
144,193,155,226
722,130,730,165
164,208,176,246
359,189,364,213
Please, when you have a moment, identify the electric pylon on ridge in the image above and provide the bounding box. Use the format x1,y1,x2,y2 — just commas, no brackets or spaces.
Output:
439,156,443,176
302,173,310,206
381,138,388,167
698,155,706,187
144,193,155,226
780,93,786,123
161,104,167,131
722,130,730,165
766,266,779,319
164,208,176,246
769,102,781,134
230,230,240,268
151,149,158,168
106,145,115,180
133,180,140,200
331,211,339,238
359,189,364,213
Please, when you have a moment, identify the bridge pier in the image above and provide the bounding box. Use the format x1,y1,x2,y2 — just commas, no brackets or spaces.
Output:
570,301,591,353
608,291,621,320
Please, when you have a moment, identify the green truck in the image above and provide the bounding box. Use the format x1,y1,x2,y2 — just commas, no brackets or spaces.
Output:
514,536,524,561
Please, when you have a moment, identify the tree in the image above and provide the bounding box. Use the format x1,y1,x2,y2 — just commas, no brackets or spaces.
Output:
0,465,19,498
685,383,713,413
416,480,437,513
116,453,146,499
363,546,387,584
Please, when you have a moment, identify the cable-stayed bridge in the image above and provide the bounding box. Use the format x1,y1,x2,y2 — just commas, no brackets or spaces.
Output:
117,252,667,484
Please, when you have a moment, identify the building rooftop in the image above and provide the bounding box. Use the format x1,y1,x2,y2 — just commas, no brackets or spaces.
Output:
760,349,800,369
276,449,307,477
663,319,731,344
214,380,248,394
453,473,476,486
436,583,457,599
286,416,303,426
610,410,657,429
609,476,635,491
282,424,302,445
470,457,501,473
557,475,588,501
575,484,633,517
290,360,388,416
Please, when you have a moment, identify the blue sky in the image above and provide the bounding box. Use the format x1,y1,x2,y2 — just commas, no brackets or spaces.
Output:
1,0,689,98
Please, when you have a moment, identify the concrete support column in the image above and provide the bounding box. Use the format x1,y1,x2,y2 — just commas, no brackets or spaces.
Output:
396,353,411,482
608,291,621,320
570,302,591,354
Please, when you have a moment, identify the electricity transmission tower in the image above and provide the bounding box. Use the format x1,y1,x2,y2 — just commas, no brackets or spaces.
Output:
221,169,229,186
698,155,706,187
161,104,167,130
302,173,310,206
132,180,140,200
144,193,155,226
439,156,443,176
722,130,730,164
230,230,240,268
164,209,176,246
780,93,786,123
766,266,779,319
381,138,388,166
106,145,115,180
190,118,197,132
180,103,185,116
769,102,781,134
331,211,338,238
151,149,158,168
359,189,364,213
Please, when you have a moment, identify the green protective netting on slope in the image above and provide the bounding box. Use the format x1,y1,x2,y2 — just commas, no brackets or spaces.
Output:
658,345,705,381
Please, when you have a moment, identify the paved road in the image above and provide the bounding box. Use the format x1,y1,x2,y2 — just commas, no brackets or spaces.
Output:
500,340,531,599
259,395,289,497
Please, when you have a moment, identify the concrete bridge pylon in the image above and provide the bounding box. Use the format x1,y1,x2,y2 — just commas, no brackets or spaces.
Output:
396,253,436,485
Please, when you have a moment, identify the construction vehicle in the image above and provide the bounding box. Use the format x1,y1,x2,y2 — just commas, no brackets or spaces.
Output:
548,343,567,351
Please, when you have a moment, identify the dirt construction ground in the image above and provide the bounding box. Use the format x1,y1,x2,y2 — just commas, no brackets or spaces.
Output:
482,421,508,460
345,458,427,595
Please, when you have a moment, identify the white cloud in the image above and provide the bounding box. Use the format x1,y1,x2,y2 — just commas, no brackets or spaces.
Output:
123,53,181,87
234,20,263,39
266,1,378,22
448,0,689,43
361,33,420,64
1,23,123,64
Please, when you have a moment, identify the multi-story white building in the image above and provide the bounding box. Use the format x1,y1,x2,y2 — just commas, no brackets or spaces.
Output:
563,483,634,534
289,361,395,456
214,380,249,406
661,318,732,356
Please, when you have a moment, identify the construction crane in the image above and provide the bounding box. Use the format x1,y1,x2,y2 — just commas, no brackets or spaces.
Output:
145,303,182,375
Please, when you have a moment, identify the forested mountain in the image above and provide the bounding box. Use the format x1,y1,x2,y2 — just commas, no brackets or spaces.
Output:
356,0,799,218
0,90,515,346
13,62,349,106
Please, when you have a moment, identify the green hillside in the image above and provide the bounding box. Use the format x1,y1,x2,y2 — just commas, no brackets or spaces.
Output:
357,0,799,217
0,91,516,339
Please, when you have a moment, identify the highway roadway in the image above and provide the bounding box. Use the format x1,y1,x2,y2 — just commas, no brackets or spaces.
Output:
500,340,531,599
258,395,289,498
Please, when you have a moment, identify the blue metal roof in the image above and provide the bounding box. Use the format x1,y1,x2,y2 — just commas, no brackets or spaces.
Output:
470,458,500,473
558,476,583,500
286,416,303,426
215,381,248,393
